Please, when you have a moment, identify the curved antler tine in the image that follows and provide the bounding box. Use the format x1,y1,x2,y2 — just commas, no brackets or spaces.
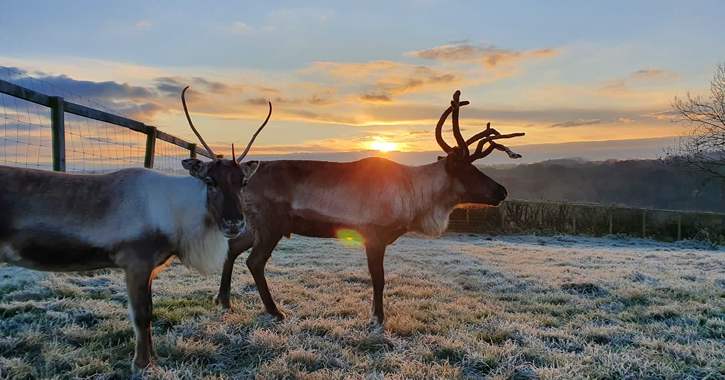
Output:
435,106,454,154
231,143,239,166
468,132,526,162
182,86,217,160
450,90,469,157
471,143,498,161
465,129,499,146
237,101,272,162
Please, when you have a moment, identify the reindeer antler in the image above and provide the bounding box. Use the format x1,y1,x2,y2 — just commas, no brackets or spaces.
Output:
435,90,525,162
466,121,525,162
182,86,272,163
236,101,272,163
450,91,469,157
468,132,525,161
435,96,470,154
182,86,217,161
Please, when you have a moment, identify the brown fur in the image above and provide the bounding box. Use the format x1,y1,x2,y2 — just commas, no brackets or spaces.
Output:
215,156,508,325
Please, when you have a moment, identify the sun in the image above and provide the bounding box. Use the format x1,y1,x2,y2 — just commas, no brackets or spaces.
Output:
369,139,398,152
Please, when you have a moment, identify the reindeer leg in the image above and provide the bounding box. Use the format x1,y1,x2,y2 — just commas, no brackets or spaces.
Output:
365,245,387,328
215,233,254,309
124,265,156,373
246,236,285,320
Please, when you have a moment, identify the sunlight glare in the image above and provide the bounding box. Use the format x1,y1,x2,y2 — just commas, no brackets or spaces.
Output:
370,140,398,152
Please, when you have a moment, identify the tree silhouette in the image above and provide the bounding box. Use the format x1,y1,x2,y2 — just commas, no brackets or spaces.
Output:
666,62,725,183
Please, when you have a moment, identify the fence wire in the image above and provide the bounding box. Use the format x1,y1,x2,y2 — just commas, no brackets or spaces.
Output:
0,71,54,170
0,66,198,175
154,137,193,175
64,113,146,173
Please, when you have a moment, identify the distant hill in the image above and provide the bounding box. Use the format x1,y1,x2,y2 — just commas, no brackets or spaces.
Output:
481,159,725,213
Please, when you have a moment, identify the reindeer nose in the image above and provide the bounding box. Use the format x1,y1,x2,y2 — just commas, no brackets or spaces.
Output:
222,219,244,229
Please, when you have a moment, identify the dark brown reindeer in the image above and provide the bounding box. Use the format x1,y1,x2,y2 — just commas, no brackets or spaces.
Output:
0,87,271,373
214,90,524,326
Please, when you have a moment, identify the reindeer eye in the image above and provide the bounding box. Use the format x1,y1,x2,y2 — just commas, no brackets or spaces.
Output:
205,177,216,187
241,178,249,187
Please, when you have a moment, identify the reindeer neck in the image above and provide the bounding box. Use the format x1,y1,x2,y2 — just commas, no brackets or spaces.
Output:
407,160,459,236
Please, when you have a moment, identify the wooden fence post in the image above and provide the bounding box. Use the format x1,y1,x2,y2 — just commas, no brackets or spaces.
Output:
572,206,577,234
144,126,157,169
466,208,470,231
538,207,543,225
189,143,197,158
500,206,506,231
49,96,66,172
642,210,647,238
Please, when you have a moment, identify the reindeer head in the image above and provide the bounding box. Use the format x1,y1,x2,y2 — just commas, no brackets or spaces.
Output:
179,86,271,238
435,90,524,206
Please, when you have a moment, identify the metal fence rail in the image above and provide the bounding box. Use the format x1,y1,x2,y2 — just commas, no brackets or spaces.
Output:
0,76,209,173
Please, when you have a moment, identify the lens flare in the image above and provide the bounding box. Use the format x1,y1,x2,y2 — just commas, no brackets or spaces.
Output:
335,228,365,248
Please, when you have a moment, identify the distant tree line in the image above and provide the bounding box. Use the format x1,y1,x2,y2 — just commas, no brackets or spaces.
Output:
483,158,724,213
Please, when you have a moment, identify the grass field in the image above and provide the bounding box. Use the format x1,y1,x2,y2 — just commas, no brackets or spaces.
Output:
1,233,724,379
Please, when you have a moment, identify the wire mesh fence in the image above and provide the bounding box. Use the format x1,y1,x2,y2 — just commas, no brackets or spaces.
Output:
1,67,149,173
0,70,54,170
0,66,202,175
65,113,147,173
154,137,193,175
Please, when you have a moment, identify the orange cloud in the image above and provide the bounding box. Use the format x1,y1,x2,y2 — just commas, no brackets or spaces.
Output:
531,49,557,57
294,43,556,105
245,90,337,107
641,110,679,121
357,93,392,103
407,43,558,68
304,61,466,103
602,68,680,94
548,119,602,128
254,86,281,94
304,61,402,79
631,69,679,80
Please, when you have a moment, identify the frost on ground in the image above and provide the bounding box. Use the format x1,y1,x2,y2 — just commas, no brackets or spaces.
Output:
1,234,724,379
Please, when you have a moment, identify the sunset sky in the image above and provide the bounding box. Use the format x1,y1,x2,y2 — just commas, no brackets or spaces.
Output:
2,0,724,164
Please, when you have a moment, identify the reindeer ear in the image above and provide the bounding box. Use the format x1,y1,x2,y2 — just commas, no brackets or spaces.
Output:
182,158,207,179
443,154,457,174
241,160,260,179
437,156,445,161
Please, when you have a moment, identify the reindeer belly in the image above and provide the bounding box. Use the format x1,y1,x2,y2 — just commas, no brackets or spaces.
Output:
290,215,408,246
290,216,342,238
1,228,117,272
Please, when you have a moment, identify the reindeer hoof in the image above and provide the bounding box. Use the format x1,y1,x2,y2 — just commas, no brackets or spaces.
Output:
132,360,157,378
368,316,385,333
269,310,287,321
214,295,232,310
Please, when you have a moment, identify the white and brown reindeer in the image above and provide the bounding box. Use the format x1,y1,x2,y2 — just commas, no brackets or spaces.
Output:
0,87,271,372
214,90,525,326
